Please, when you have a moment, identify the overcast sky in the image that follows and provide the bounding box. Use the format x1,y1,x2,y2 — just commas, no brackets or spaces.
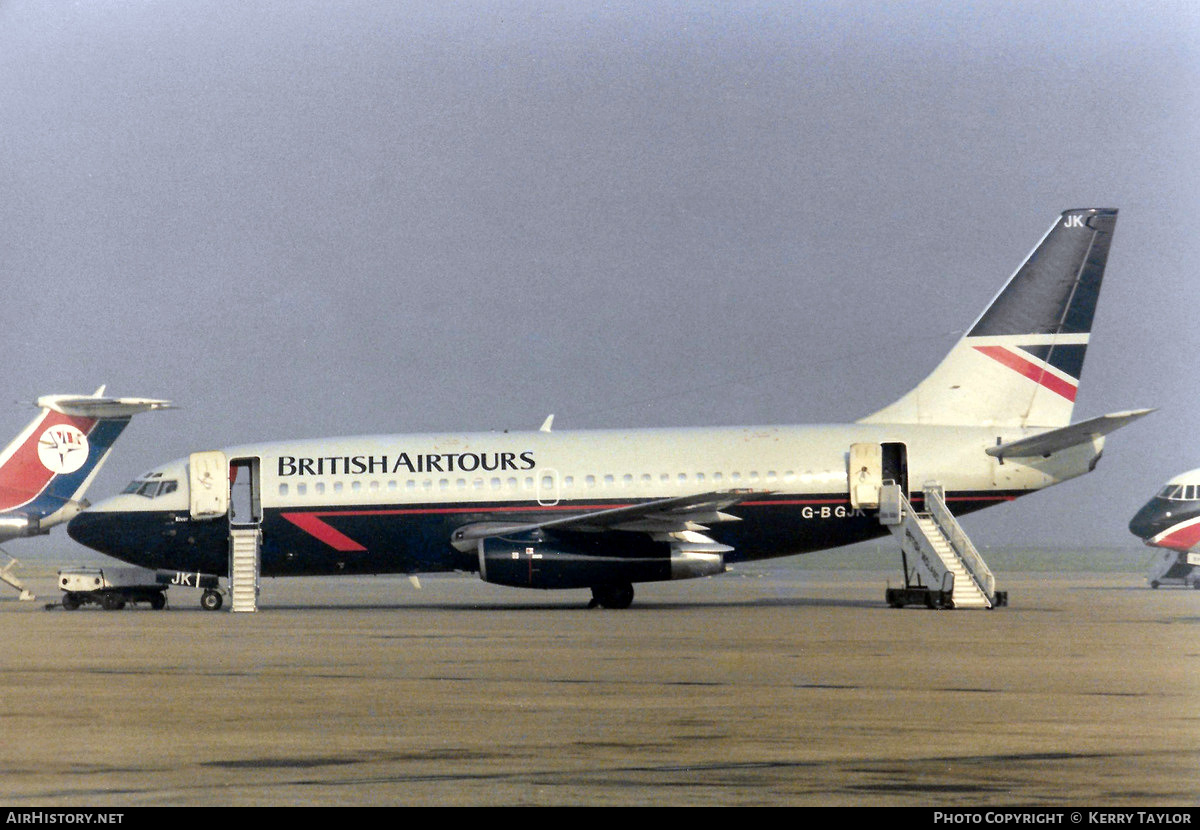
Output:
2,1,1198,562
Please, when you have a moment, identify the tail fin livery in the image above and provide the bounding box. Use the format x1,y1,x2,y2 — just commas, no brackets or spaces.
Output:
860,208,1118,428
0,387,172,539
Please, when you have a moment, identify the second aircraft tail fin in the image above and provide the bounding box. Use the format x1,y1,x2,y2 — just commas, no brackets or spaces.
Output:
0,388,173,533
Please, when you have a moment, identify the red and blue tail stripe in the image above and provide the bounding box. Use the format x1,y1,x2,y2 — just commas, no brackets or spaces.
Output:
972,344,1080,402
0,411,131,515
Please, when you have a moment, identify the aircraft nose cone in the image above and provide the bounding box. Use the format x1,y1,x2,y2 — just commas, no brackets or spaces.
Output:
67,510,118,555
1128,501,1165,541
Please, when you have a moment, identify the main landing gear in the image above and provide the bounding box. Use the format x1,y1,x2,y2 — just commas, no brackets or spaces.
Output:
588,582,635,609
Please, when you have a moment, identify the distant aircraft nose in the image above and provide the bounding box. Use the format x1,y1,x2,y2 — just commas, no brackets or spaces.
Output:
1128,497,1186,544
1128,501,1160,541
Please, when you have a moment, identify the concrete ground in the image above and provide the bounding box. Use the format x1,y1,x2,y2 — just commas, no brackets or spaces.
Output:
0,563,1196,806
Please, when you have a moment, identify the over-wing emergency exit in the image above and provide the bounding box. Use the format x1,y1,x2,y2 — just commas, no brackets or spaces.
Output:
68,209,1150,609
0,388,172,599
1129,469,1200,589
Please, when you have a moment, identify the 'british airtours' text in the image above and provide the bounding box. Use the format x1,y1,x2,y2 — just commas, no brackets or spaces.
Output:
277,452,536,477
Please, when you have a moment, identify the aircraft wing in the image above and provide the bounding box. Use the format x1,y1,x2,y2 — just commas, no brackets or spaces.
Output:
986,408,1155,460
450,489,753,550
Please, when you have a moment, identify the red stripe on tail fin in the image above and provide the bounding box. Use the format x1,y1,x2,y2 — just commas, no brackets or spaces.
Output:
973,345,1078,402
0,413,98,512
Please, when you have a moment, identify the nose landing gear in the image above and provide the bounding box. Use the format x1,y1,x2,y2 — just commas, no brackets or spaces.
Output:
200,588,224,611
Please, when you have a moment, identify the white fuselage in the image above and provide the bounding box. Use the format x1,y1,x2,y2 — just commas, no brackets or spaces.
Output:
67,421,1104,578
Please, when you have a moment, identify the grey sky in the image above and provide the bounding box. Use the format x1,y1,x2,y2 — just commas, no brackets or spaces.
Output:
2,1,1198,561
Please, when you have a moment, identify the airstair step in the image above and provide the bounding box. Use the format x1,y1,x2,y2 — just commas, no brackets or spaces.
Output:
882,484,1000,610
229,528,261,613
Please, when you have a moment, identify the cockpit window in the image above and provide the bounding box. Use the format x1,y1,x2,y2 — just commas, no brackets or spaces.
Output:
123,478,179,499
1157,484,1198,501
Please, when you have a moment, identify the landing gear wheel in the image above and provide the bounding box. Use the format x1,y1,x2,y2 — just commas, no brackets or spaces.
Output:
201,589,223,611
1150,580,1160,590
589,582,635,610
150,592,167,610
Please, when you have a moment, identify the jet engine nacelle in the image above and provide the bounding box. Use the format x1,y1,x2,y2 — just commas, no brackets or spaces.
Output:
0,514,41,538
477,532,725,590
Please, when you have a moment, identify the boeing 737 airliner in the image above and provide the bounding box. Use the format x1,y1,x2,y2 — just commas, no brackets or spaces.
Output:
68,209,1149,609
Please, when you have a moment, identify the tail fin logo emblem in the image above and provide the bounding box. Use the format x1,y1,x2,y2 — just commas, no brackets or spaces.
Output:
38,425,89,474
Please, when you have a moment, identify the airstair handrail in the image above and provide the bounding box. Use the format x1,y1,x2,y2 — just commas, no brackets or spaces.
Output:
885,483,950,588
923,486,996,599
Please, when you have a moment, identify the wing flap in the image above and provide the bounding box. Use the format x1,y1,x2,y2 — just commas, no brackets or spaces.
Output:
450,490,755,551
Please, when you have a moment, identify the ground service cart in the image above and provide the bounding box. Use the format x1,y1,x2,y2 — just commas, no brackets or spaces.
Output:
58,566,168,610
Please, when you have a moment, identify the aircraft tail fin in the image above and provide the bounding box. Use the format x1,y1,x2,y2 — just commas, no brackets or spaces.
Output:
0,389,172,532
859,208,1118,428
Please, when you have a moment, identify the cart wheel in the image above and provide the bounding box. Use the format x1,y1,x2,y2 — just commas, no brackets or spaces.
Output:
102,594,125,611
62,594,80,610
201,589,223,611
150,593,167,610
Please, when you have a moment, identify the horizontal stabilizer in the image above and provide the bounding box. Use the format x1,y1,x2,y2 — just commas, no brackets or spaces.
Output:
35,393,175,418
986,408,1154,459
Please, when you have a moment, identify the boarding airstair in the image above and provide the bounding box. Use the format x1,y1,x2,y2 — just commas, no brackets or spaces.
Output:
0,548,34,601
228,527,261,612
879,483,1005,609
1145,548,1200,589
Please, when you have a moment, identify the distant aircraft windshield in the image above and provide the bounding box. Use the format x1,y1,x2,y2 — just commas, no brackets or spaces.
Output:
1156,484,1200,501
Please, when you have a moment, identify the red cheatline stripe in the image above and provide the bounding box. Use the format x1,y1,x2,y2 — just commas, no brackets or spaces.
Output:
282,493,1019,553
281,504,636,553
972,345,1077,401
281,513,368,552
1150,517,1200,552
